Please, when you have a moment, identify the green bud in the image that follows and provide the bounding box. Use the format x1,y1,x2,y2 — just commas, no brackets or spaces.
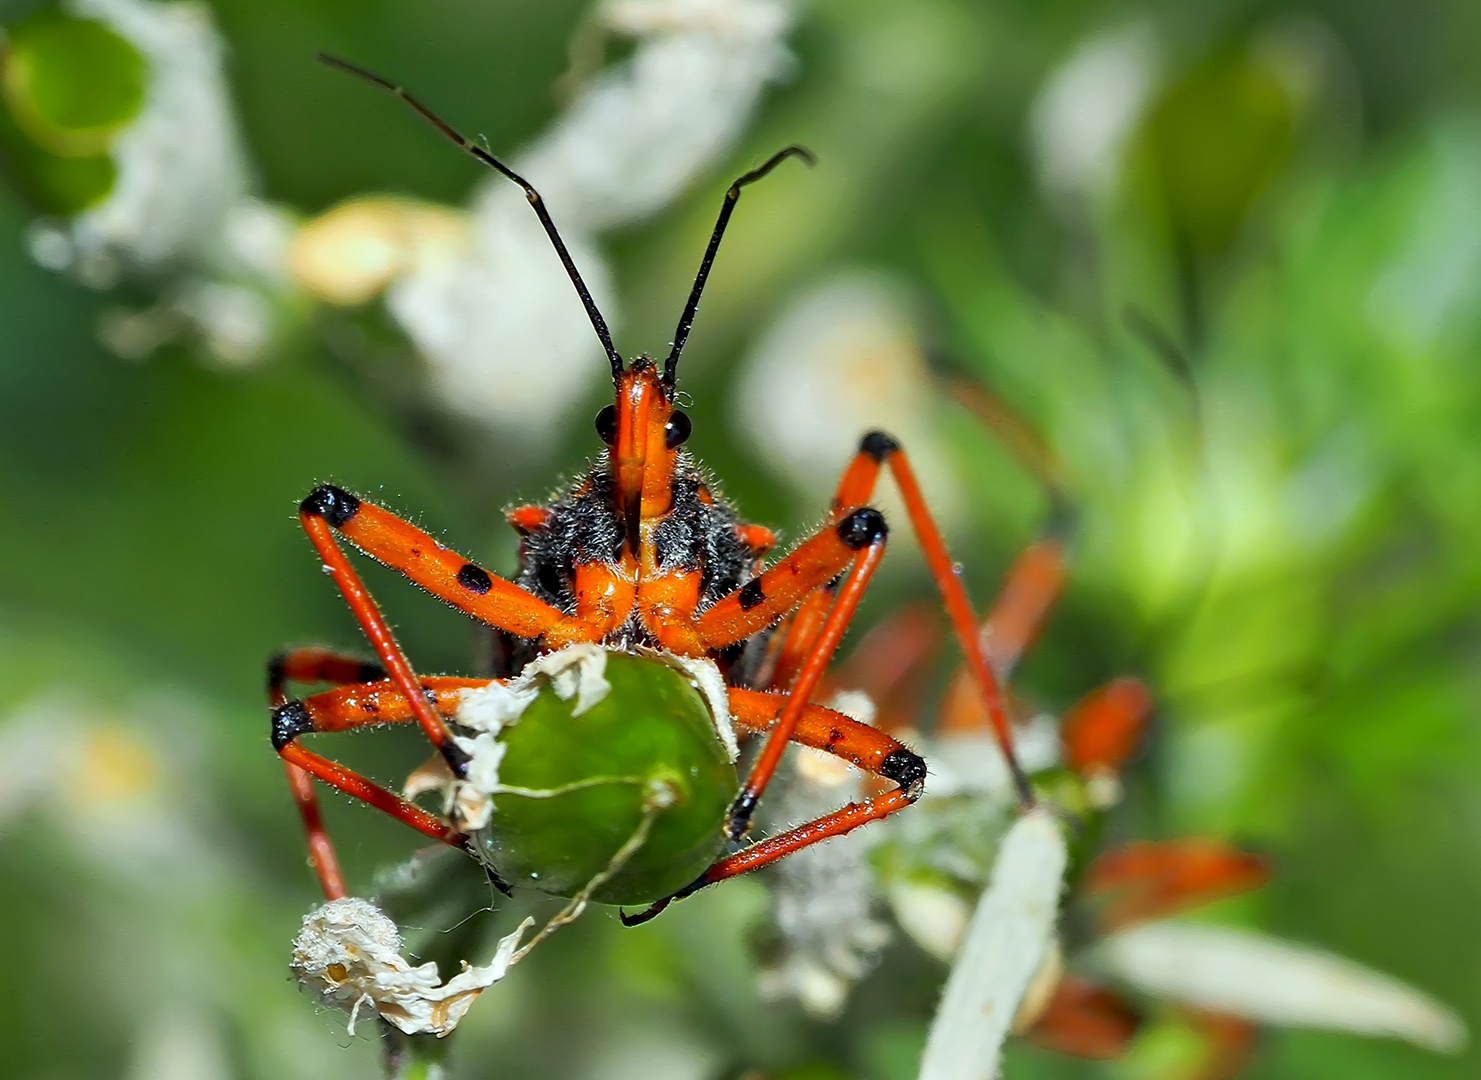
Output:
472,652,737,906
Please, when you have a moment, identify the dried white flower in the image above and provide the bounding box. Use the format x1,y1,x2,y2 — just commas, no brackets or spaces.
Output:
1093,920,1468,1053
918,808,1067,1080
291,896,533,1038
757,692,891,1018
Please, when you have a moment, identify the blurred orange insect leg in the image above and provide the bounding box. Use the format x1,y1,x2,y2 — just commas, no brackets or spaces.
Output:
761,583,834,692
1023,976,1142,1060
1085,838,1271,931
937,537,1068,734
1061,678,1153,778
829,601,941,732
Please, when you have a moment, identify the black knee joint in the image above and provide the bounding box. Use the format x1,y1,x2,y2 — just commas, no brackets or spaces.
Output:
859,430,900,461
271,700,314,751
836,507,888,550
880,747,927,796
300,484,361,527
266,651,287,695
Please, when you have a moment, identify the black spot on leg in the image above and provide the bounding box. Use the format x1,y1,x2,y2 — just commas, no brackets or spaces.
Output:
836,507,888,549
358,661,386,683
266,652,287,695
859,430,900,461
827,727,843,747
880,747,927,794
300,484,360,527
738,578,766,611
271,700,314,751
456,563,493,594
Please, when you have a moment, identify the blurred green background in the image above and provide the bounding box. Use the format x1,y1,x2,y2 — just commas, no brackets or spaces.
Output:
1,1,1479,1078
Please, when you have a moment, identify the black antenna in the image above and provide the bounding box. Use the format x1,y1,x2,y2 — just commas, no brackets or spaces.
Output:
662,145,814,390
319,54,625,381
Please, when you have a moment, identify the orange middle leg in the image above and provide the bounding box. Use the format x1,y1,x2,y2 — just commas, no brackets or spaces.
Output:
269,649,470,899
687,509,888,652
621,686,926,924
270,654,469,900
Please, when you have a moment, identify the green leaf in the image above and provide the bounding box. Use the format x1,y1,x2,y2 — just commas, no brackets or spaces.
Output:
1134,46,1298,257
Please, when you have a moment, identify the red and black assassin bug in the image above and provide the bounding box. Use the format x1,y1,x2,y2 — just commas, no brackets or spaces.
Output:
267,55,1033,925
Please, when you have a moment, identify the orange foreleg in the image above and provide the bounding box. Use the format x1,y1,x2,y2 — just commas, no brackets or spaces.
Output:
303,485,568,641
690,512,884,651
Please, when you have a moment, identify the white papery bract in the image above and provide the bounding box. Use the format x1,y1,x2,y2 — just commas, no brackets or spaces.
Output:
292,897,533,1038
917,809,1067,1080
389,0,795,440
1094,920,1468,1054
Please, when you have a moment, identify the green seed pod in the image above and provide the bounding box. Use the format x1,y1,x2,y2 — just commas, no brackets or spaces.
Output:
462,649,737,906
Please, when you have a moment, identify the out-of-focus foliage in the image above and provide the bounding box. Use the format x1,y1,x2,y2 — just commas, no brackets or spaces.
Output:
1,0,1479,1078
0,8,144,210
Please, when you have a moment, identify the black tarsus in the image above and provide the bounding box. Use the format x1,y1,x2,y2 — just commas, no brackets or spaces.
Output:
318,53,624,382
271,700,315,752
662,145,815,391
879,747,927,793
301,484,361,527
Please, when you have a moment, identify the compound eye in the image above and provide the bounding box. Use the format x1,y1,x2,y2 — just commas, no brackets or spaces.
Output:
665,409,692,449
595,405,617,444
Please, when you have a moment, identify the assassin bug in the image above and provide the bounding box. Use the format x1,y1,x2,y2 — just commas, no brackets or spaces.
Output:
268,55,1033,925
